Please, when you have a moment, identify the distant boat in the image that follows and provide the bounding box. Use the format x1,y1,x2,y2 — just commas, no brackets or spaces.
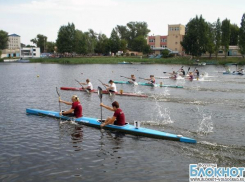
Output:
118,61,132,64
194,62,206,66
17,59,30,63
3,59,18,62
198,62,206,66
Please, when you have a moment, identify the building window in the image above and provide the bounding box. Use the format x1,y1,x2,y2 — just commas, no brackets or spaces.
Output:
175,42,178,44
175,48,177,51
161,39,167,42
33,53,36,56
150,45,155,49
33,49,36,51
176,36,178,38
149,39,155,42
218,50,223,53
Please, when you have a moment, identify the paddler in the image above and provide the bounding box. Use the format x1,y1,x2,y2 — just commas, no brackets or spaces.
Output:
169,71,177,79
103,80,117,93
238,69,244,75
179,68,185,76
59,95,82,118
79,79,93,91
100,101,125,127
187,72,194,80
195,69,200,80
127,74,136,83
144,75,156,84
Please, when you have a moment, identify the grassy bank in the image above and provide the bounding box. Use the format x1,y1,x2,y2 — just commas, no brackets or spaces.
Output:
26,56,245,65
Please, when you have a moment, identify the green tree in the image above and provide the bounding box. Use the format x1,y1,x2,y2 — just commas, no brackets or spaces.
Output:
0,30,9,50
74,30,87,54
126,22,150,50
83,29,98,54
115,25,128,40
109,28,120,54
238,13,245,58
207,23,215,58
142,44,152,54
31,34,47,53
181,15,209,57
221,19,231,58
214,18,221,59
230,24,239,45
120,39,127,54
56,22,76,53
131,35,148,52
46,42,56,53
95,33,109,54
161,49,171,58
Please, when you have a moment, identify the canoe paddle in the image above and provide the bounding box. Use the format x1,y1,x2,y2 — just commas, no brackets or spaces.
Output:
98,86,103,122
98,79,107,89
98,79,112,96
75,79,89,93
56,87,61,112
186,67,191,75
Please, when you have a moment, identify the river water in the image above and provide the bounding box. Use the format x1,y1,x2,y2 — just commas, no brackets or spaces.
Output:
0,63,244,182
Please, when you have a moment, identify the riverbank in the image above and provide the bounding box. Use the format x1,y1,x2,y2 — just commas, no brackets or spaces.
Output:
1,56,245,65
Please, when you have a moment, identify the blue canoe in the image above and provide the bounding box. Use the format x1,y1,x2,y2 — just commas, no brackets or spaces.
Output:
114,81,183,88
223,72,244,75
26,108,196,144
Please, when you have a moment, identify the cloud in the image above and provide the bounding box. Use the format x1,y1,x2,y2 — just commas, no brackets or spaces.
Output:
0,0,244,45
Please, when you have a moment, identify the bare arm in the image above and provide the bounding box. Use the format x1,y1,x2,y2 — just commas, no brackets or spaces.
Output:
100,103,114,111
59,99,72,105
79,82,87,85
103,83,109,87
60,108,74,115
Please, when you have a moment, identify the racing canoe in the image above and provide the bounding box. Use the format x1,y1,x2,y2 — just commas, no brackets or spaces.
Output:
223,72,244,75
26,108,196,144
113,81,183,88
60,87,148,97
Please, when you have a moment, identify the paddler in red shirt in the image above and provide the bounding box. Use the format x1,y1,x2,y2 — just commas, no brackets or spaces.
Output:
59,95,82,118
100,101,125,127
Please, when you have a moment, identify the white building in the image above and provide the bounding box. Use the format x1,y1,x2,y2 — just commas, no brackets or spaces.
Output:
21,47,41,58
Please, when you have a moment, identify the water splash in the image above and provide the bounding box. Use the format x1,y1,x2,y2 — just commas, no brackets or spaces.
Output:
141,94,173,126
196,106,213,135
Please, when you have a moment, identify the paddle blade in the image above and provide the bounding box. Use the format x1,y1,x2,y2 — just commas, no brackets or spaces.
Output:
56,87,60,97
98,86,103,99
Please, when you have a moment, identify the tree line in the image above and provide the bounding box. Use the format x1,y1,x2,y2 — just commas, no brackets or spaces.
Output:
181,13,245,58
0,13,245,58
55,21,151,55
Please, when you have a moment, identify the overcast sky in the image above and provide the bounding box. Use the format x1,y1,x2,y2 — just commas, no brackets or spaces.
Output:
0,0,244,45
